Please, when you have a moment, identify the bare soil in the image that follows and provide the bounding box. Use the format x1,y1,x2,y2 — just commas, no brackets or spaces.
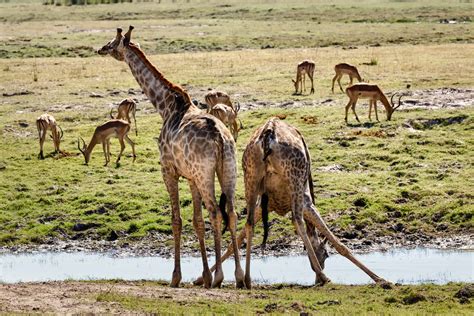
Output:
0,281,241,314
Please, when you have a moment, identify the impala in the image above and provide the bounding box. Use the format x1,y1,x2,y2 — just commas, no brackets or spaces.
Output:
292,60,315,95
345,84,403,122
209,102,243,141
36,113,63,159
204,91,233,112
110,98,138,136
332,63,363,93
78,119,136,166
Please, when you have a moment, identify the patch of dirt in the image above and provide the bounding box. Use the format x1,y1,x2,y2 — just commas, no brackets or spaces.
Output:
0,281,244,314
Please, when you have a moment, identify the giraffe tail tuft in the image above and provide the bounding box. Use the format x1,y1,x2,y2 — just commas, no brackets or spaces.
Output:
219,193,229,235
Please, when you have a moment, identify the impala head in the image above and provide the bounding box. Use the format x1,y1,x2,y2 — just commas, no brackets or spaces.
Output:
387,92,404,121
292,79,298,93
77,137,90,165
98,26,134,61
314,236,329,269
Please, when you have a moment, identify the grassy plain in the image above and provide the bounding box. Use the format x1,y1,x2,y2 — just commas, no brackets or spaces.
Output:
0,0,473,249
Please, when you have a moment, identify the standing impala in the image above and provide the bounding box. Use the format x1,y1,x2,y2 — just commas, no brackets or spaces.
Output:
78,119,136,166
345,84,403,123
36,113,63,159
292,60,315,95
110,98,138,136
332,63,363,93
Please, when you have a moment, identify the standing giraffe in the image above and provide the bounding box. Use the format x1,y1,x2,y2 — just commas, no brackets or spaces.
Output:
292,60,315,95
240,118,389,288
98,26,245,289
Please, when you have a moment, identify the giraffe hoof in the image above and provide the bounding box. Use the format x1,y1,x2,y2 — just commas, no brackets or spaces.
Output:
315,275,331,286
377,280,393,289
244,275,252,290
193,276,204,286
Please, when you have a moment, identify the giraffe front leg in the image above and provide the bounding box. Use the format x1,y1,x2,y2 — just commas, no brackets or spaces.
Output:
163,173,182,288
291,192,330,286
305,204,390,286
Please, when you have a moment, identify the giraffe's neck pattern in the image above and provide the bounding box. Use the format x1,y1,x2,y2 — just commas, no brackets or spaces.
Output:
123,44,197,123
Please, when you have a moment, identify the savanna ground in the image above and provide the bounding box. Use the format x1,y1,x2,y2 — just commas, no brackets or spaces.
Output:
0,0,473,313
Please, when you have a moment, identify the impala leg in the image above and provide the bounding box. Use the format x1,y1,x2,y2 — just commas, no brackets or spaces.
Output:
331,74,338,93
351,98,360,123
39,128,46,160
338,75,344,93
304,204,390,285
308,72,315,94
124,134,136,162
164,174,182,287
189,181,212,288
374,101,379,122
369,100,373,121
345,99,353,123
102,142,109,166
116,137,126,164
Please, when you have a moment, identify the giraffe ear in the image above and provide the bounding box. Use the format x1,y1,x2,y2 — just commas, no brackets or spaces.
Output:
123,25,134,46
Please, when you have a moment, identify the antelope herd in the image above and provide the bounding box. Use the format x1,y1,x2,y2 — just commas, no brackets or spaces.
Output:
32,26,411,289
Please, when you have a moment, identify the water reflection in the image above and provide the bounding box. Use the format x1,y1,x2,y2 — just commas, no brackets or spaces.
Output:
0,248,472,285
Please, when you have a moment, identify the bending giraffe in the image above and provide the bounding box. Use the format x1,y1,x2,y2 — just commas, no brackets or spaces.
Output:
292,60,315,95
98,26,244,289
197,118,390,289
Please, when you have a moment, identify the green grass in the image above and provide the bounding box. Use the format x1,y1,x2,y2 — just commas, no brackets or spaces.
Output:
90,282,473,314
0,0,473,58
0,0,473,248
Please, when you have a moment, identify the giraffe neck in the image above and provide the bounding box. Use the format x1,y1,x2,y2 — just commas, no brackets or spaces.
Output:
122,44,198,123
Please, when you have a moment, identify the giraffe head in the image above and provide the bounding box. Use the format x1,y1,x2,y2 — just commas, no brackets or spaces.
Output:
98,26,135,61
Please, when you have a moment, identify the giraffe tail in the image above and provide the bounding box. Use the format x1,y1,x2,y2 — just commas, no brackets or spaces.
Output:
219,193,229,235
260,193,269,251
262,119,277,161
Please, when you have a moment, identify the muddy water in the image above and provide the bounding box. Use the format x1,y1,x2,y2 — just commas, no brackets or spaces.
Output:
0,248,472,285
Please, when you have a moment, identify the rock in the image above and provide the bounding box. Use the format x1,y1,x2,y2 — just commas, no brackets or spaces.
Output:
107,230,119,241
392,223,405,232
436,223,448,231
72,222,98,232
454,284,474,299
402,292,426,305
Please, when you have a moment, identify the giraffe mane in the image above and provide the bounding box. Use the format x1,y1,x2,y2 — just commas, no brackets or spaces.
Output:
127,43,193,107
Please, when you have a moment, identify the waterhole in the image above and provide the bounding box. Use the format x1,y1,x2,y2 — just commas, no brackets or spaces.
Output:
0,248,472,285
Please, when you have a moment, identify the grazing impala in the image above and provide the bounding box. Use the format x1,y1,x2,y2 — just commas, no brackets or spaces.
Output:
209,102,243,141
345,84,403,123
110,98,138,136
292,60,315,95
36,113,63,159
204,91,233,112
78,119,136,166
332,63,363,93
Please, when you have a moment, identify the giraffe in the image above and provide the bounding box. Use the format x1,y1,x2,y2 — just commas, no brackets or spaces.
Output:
240,118,389,288
98,26,244,289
